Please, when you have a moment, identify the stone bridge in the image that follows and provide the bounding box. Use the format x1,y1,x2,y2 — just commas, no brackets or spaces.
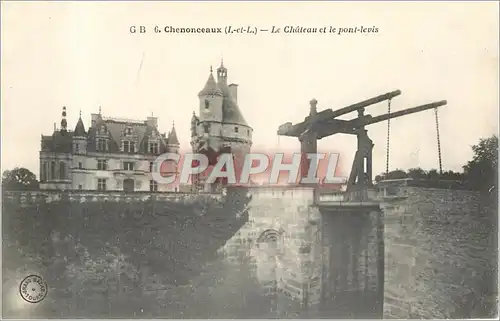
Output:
218,182,497,318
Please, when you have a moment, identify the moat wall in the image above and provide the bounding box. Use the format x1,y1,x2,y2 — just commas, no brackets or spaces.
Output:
381,187,498,319
2,189,250,318
2,186,498,318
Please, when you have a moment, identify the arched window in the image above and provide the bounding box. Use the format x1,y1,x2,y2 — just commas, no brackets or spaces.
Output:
51,161,56,180
59,162,66,179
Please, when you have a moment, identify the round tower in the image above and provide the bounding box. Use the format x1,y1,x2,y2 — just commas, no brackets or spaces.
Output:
191,60,253,191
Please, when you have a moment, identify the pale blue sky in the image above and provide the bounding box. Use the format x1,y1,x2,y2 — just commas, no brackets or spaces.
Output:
1,1,498,178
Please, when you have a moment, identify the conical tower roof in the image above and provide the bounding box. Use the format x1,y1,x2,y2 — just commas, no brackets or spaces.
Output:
198,67,223,97
167,122,179,145
74,114,86,136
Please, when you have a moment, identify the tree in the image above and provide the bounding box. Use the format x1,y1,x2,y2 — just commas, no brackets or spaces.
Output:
374,169,408,182
407,167,427,179
463,135,498,191
2,167,39,191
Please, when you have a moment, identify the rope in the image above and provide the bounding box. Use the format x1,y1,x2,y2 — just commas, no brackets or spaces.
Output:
434,107,443,175
385,99,392,176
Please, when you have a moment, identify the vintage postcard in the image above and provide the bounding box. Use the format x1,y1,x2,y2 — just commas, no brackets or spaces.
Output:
1,1,498,319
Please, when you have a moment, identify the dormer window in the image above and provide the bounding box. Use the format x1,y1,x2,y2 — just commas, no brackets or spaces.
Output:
205,100,210,109
149,142,159,154
122,140,135,153
96,138,107,151
125,127,133,136
99,125,107,135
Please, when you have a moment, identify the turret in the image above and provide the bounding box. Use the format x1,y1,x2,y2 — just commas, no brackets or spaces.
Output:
191,111,199,137
198,66,223,122
167,121,180,154
72,110,87,154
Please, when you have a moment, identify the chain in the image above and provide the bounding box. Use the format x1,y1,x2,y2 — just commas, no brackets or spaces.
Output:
434,107,443,175
385,99,392,176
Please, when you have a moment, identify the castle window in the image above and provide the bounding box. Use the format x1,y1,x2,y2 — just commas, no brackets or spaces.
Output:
97,178,107,191
205,99,210,109
78,162,83,169
234,126,239,133
204,123,210,133
96,138,107,151
149,161,155,172
122,140,135,153
149,142,159,154
59,162,66,179
51,161,56,180
78,185,83,190
41,162,47,181
74,143,79,153
123,161,134,171
247,129,250,135
97,160,107,170
124,127,133,136
149,180,158,192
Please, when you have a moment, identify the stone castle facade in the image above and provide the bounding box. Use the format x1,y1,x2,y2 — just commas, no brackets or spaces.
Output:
190,60,253,192
39,60,252,193
39,108,180,192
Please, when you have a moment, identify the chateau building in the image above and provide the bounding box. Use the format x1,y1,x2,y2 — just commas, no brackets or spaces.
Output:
39,108,180,192
190,60,253,192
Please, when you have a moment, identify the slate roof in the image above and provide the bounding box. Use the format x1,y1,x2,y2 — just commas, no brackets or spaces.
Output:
219,83,248,126
41,114,177,154
198,72,223,97
167,125,180,145
198,63,249,127
74,117,86,136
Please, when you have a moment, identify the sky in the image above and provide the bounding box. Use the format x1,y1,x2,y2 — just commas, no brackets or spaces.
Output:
1,1,498,179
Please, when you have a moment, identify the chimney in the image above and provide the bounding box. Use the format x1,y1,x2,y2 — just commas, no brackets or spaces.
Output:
228,83,238,102
91,113,99,127
147,116,158,128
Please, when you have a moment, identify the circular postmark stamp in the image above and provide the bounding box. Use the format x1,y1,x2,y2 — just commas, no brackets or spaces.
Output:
19,275,47,303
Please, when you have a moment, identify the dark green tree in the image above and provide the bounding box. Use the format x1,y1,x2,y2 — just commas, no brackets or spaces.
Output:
2,167,39,191
463,135,498,191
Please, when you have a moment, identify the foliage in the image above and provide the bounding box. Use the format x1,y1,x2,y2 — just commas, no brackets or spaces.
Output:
375,135,498,193
2,167,39,191
374,169,408,182
463,135,498,192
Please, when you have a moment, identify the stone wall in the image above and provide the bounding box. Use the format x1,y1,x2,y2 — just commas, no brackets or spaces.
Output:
2,189,249,318
2,190,222,206
218,186,323,315
382,187,498,319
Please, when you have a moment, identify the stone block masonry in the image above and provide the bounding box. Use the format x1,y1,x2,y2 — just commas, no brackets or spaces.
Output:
219,186,323,315
382,187,498,319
